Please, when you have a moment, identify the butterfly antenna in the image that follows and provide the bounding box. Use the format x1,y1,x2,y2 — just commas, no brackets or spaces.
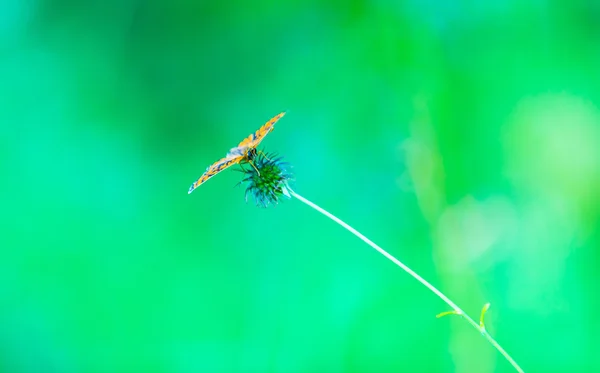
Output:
257,150,273,162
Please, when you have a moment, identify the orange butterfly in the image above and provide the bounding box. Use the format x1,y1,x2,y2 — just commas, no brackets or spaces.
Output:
188,111,286,194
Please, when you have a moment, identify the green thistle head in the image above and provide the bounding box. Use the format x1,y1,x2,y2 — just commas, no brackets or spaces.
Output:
238,150,294,208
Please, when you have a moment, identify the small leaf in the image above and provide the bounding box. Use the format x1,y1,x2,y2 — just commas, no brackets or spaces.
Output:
479,302,491,331
436,310,462,318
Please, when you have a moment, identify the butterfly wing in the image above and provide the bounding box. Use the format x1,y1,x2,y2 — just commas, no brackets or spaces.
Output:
237,111,286,148
188,111,286,195
188,154,244,194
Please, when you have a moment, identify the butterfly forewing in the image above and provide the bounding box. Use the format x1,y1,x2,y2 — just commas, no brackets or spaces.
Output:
188,155,244,194
237,111,286,148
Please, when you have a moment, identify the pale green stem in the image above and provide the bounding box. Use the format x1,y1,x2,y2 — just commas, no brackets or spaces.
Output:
290,191,524,373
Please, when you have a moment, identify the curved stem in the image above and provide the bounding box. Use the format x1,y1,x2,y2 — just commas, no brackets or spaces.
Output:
290,191,524,373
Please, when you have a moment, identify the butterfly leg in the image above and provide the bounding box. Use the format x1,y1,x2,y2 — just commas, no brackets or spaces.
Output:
248,160,261,176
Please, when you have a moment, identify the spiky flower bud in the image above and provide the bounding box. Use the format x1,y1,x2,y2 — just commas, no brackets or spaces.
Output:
238,151,294,207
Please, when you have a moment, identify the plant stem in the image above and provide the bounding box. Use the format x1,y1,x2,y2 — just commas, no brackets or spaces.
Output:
290,191,524,373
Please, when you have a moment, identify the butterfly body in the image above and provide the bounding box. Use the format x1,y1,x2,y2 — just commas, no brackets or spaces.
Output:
188,111,285,194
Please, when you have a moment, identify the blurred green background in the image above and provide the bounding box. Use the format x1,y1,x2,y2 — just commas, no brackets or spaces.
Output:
1,0,599,372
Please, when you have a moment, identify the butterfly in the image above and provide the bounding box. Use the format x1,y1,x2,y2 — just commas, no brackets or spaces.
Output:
188,111,286,194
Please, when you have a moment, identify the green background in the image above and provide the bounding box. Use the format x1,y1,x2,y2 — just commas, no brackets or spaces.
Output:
1,1,599,372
